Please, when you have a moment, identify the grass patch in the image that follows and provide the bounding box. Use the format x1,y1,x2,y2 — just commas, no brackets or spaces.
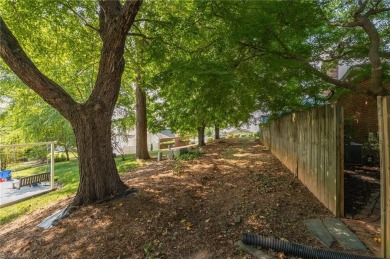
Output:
0,155,140,226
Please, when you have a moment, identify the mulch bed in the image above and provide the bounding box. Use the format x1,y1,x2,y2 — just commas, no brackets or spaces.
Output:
0,139,376,258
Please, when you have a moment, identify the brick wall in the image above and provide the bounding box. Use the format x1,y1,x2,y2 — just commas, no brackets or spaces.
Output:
337,92,378,143
337,79,389,144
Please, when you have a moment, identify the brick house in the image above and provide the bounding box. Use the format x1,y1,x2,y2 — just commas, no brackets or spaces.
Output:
327,65,389,164
328,65,389,144
336,78,380,144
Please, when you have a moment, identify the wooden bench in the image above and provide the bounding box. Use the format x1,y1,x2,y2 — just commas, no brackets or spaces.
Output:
13,172,50,190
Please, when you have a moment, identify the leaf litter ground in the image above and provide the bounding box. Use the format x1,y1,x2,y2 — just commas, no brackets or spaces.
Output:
0,139,377,258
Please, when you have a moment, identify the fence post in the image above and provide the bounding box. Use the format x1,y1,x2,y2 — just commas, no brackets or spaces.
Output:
378,96,390,258
50,142,55,190
336,105,344,217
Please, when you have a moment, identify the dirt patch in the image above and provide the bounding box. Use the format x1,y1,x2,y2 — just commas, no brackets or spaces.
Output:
0,139,376,258
344,169,380,216
343,166,381,255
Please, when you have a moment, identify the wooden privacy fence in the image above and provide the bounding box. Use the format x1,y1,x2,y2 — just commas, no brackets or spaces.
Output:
261,104,344,216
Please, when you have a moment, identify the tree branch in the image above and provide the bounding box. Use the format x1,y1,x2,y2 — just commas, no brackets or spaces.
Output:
119,0,143,35
132,24,145,35
0,17,78,120
381,51,390,58
301,62,361,92
355,0,369,16
90,0,142,108
317,50,355,62
134,18,170,24
128,32,154,40
365,7,390,16
240,41,361,93
327,20,362,27
232,53,266,69
60,1,100,33
358,16,384,95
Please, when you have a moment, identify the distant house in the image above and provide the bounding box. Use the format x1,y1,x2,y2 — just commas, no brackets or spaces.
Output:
225,128,254,136
112,129,175,155
159,129,175,138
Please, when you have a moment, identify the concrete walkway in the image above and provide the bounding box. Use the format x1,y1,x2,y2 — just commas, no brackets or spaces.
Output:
0,180,53,207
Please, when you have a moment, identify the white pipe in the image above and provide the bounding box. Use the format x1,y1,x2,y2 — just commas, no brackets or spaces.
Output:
0,141,57,148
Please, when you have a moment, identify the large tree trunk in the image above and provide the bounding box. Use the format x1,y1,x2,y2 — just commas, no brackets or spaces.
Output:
72,110,128,205
215,124,220,139
72,107,128,205
135,71,150,160
197,125,206,147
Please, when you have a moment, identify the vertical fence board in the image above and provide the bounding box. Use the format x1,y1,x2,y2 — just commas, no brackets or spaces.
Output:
318,107,325,208
311,108,317,196
309,109,315,198
327,105,336,215
305,110,311,189
328,104,335,211
337,105,344,217
297,112,305,182
323,106,330,209
378,96,390,258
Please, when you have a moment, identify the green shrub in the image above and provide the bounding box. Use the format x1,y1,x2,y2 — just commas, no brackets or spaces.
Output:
254,132,260,137
160,140,175,145
227,134,233,138
233,134,239,138
47,153,67,162
176,150,203,161
28,147,47,162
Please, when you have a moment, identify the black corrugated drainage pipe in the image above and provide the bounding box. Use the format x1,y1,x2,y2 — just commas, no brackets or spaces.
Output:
242,233,380,259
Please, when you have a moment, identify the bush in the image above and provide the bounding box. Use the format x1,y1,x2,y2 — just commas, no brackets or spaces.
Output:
160,140,175,145
363,139,380,165
227,134,233,139
233,134,239,138
28,147,47,162
47,153,67,162
176,150,203,161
